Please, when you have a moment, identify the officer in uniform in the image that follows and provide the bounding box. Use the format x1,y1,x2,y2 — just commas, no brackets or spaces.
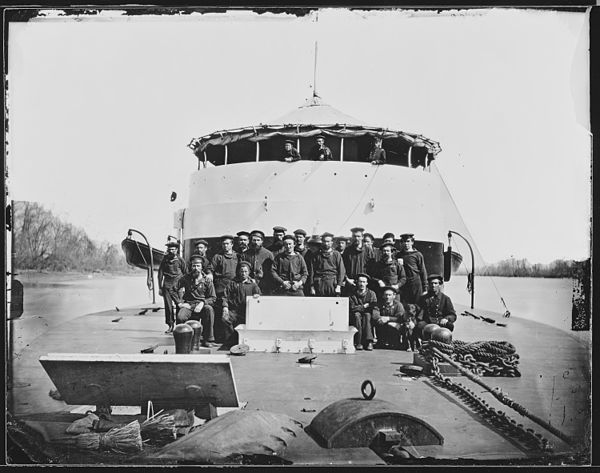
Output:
308,232,345,297
397,233,428,304
221,261,261,347
271,234,308,296
268,226,287,256
308,134,333,161
173,255,218,347
158,241,187,333
282,140,301,162
416,274,457,338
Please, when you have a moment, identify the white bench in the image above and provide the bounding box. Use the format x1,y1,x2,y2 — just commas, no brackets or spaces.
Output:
235,296,357,354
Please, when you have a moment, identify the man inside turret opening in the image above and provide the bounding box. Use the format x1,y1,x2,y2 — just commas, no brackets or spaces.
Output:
271,234,308,296
268,226,287,256
173,256,218,347
349,273,379,351
282,139,301,163
397,233,428,304
158,241,187,334
309,134,333,161
416,274,457,339
308,232,345,297
221,261,261,348
368,136,386,165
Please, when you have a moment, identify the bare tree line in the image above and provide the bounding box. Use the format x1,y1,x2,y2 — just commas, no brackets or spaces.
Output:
12,201,131,272
470,257,583,278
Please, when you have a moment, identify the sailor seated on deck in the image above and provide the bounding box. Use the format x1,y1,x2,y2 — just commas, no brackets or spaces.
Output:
282,140,301,163
221,261,261,347
349,273,379,351
373,286,418,351
416,274,457,339
173,256,218,348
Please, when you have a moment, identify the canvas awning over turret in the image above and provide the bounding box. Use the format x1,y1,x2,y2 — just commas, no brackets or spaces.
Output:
188,96,441,157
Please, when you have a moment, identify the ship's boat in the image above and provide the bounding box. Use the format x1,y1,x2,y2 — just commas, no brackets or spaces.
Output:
121,236,165,271
181,95,467,275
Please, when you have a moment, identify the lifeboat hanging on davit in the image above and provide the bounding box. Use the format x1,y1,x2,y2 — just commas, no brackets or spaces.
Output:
183,95,462,277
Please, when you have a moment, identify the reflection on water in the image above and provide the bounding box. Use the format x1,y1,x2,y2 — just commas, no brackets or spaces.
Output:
445,275,589,345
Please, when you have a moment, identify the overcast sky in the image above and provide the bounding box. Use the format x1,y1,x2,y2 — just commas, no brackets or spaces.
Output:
7,8,591,265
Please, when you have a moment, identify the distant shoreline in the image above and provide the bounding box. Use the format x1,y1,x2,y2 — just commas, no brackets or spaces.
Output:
15,268,146,284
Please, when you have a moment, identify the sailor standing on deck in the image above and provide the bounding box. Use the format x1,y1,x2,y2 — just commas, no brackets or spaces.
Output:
293,229,309,258
221,261,261,347
342,227,376,295
397,233,428,304
158,241,187,333
282,140,301,163
235,231,251,258
335,236,349,255
370,242,407,300
211,235,240,339
308,135,333,161
268,226,287,256
363,233,378,260
243,230,275,295
308,232,345,297
271,234,308,296
173,256,217,347
349,273,379,351
416,274,457,335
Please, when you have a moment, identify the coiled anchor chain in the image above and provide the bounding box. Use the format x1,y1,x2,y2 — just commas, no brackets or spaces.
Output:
420,340,521,377
428,356,552,453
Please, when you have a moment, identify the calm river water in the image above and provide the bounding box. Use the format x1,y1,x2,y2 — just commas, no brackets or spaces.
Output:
10,273,590,350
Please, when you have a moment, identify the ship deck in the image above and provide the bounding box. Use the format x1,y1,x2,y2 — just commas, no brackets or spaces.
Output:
7,302,591,465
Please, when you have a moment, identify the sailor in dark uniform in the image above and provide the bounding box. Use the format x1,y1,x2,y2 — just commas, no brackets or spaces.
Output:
370,242,407,300
397,233,428,304
348,273,379,351
271,234,308,296
335,235,349,255
157,241,187,333
268,226,287,256
368,136,386,165
190,239,213,280
293,229,309,258
244,230,275,295
173,255,217,347
308,232,345,297
282,140,301,162
342,227,376,295
236,231,251,258
308,134,333,161
221,261,261,347
363,232,379,261
210,235,240,340
372,286,407,349
416,274,457,337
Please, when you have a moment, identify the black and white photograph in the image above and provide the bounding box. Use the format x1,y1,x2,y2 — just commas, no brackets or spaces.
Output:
4,6,592,465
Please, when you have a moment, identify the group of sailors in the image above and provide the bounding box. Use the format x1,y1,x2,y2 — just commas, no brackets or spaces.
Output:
158,226,456,351
282,134,387,165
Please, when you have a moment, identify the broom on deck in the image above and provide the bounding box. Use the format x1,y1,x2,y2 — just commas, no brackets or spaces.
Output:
73,420,143,453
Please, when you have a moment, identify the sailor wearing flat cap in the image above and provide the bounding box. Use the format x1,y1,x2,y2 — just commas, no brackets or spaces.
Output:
416,274,457,339
236,231,251,256
370,242,407,300
158,240,187,333
372,286,408,350
268,226,287,256
397,233,428,304
190,239,213,280
210,235,241,339
342,227,376,295
271,234,308,296
293,229,309,258
334,236,349,255
282,139,302,163
221,260,261,347
348,273,379,351
307,232,346,297
368,136,386,165
172,254,217,347
244,230,275,295
309,134,333,161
